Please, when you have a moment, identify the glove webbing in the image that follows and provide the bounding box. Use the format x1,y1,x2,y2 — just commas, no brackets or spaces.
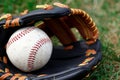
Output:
39,8,99,47
70,8,99,44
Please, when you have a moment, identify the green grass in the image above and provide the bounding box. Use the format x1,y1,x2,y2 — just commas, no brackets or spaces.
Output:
1,0,120,80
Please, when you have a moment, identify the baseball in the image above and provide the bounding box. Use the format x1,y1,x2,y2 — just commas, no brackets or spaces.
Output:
6,27,53,72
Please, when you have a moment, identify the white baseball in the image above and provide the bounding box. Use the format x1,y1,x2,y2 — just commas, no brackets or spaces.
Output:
6,27,53,72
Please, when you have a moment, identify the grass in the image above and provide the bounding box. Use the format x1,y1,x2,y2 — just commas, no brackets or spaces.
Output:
1,0,120,80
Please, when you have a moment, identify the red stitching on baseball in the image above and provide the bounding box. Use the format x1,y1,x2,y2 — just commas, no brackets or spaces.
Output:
7,27,35,48
28,38,51,71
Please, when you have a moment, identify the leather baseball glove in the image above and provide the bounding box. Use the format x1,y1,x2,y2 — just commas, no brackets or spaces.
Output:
0,3,102,80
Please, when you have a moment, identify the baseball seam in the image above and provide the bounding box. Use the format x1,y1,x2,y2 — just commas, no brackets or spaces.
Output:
28,38,51,71
7,27,35,48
